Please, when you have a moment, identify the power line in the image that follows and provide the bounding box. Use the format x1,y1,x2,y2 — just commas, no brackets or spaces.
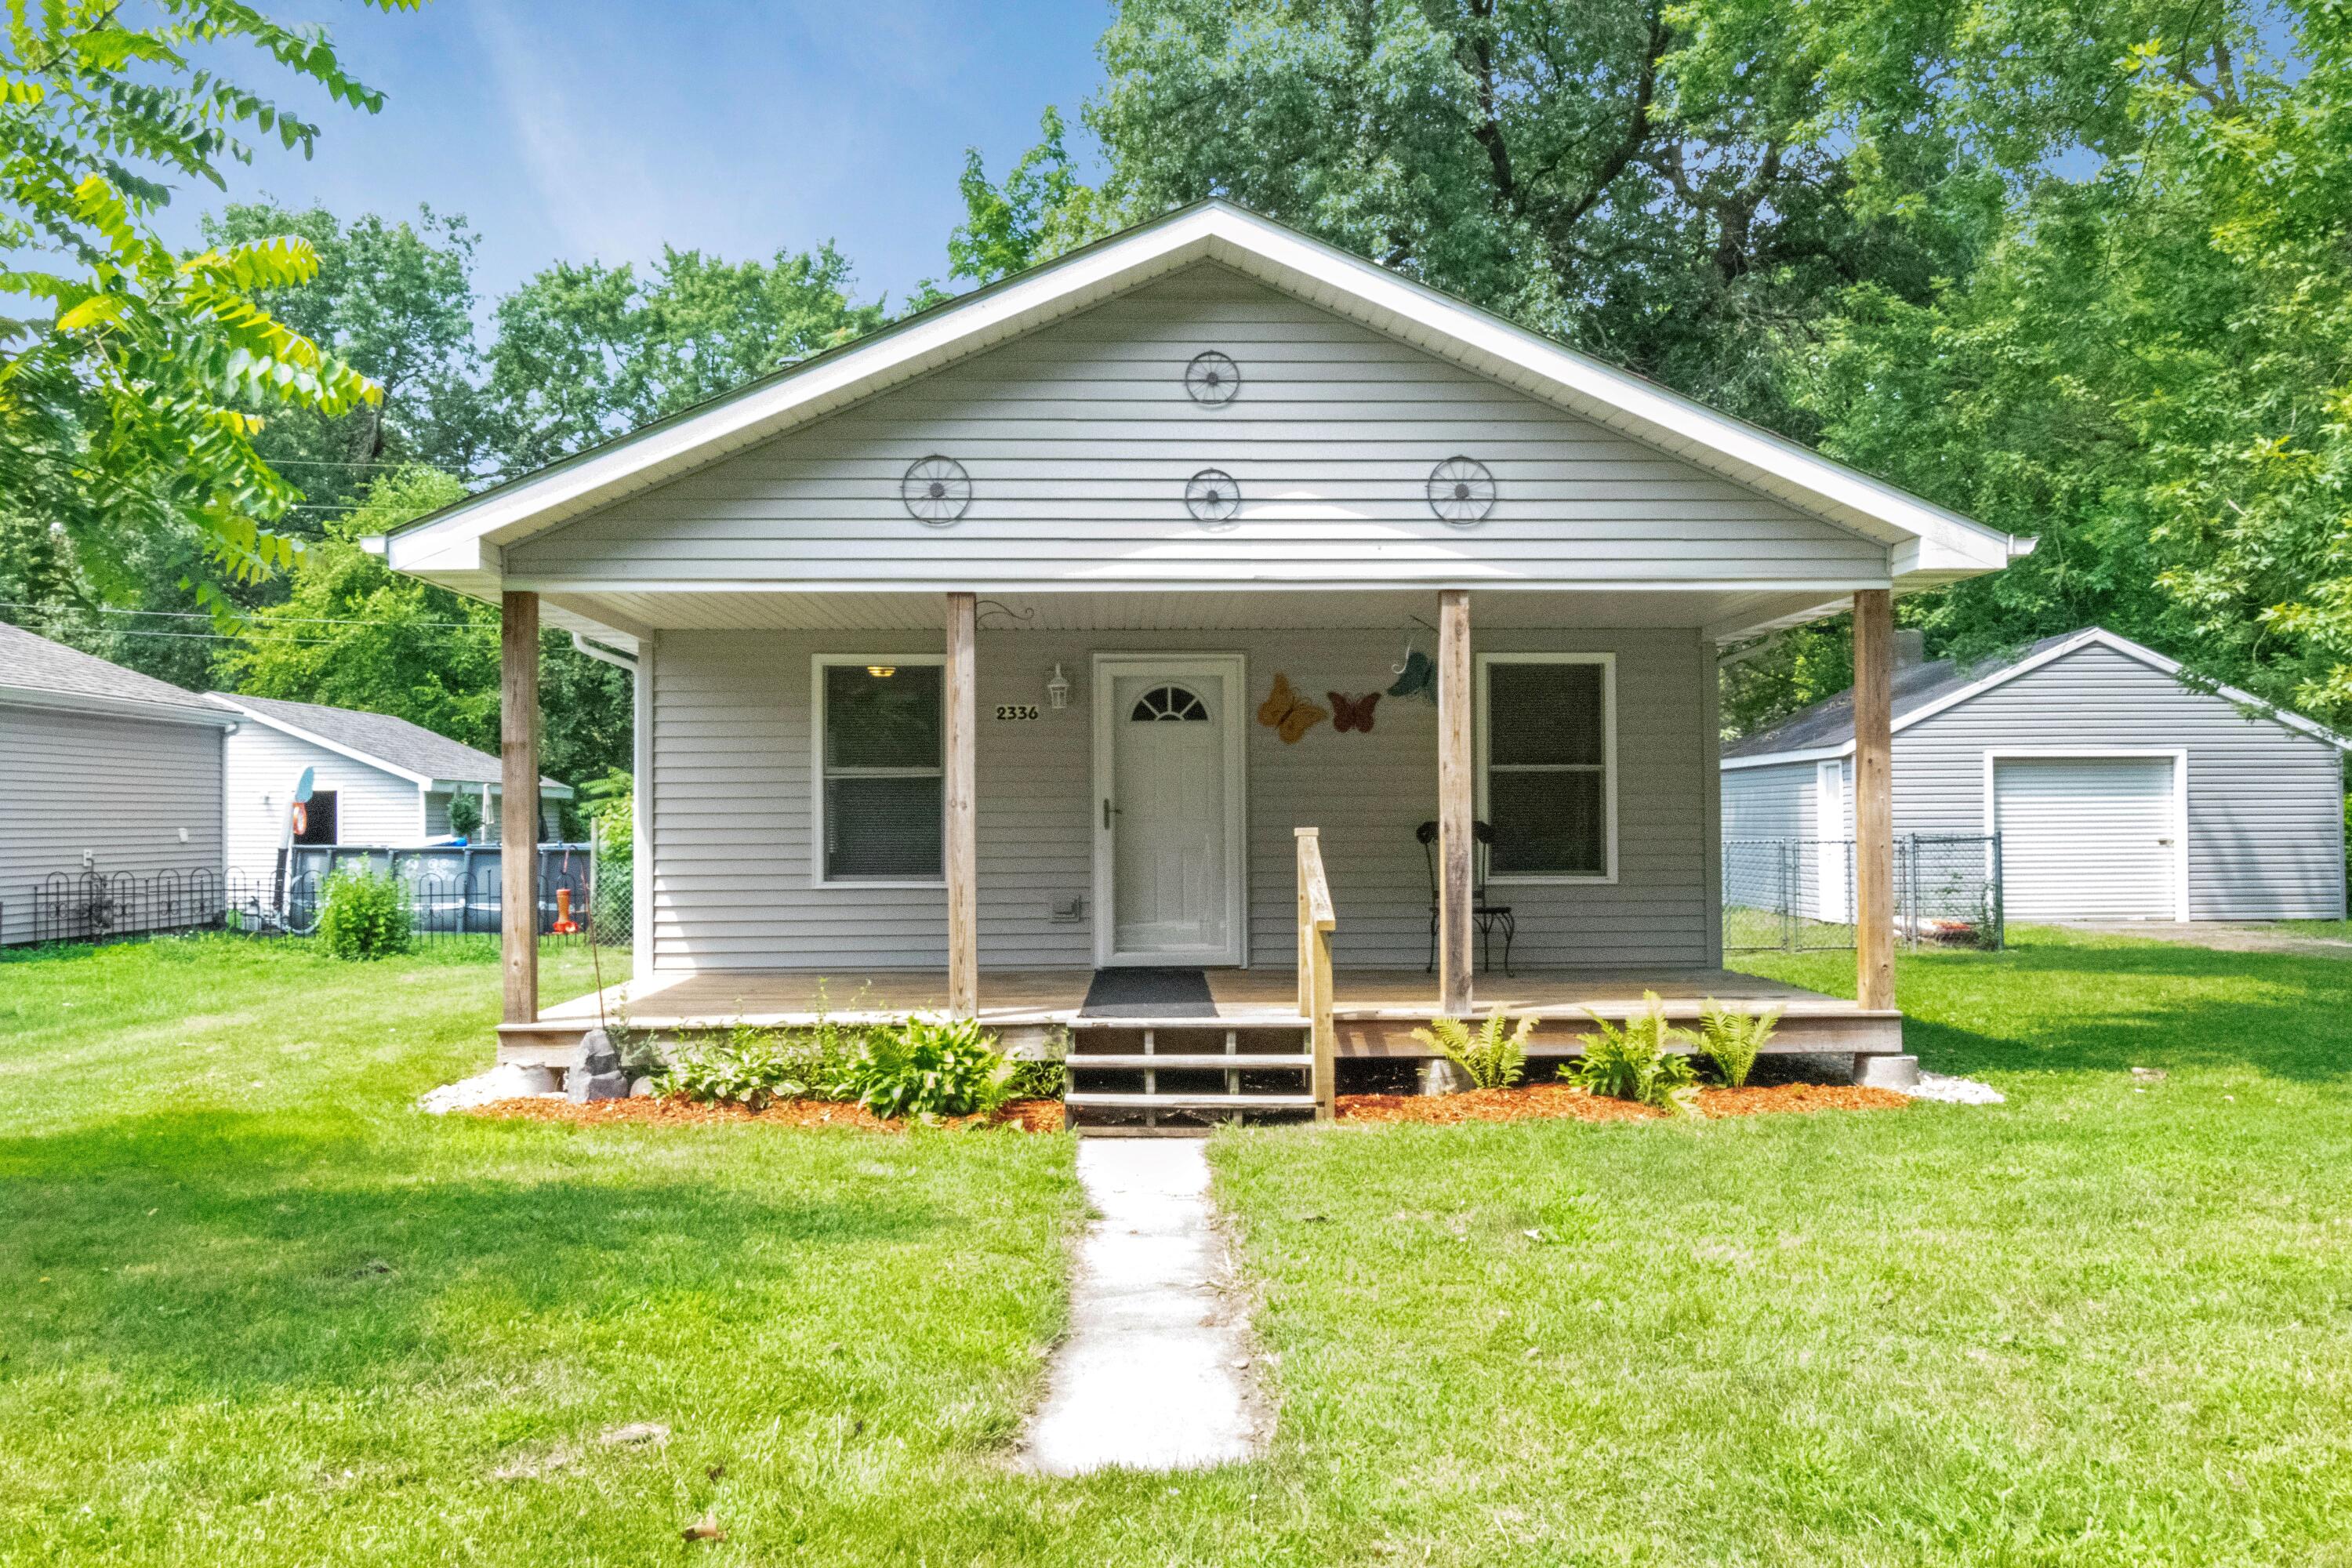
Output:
0,599,481,629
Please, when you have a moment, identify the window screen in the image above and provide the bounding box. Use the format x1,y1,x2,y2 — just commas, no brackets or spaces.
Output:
822,663,943,880
1483,661,1609,876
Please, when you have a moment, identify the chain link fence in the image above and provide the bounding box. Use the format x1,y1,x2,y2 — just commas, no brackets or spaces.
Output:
13,843,632,949
1725,833,2004,953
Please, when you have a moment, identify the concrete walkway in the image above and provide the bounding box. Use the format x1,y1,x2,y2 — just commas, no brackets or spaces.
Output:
2060,920,2352,960
1020,1140,1262,1475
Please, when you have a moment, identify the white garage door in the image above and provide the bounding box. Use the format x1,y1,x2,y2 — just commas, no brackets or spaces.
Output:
1993,757,2180,920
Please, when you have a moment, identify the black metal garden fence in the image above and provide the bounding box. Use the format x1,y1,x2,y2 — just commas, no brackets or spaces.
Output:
14,843,628,949
1723,833,2004,953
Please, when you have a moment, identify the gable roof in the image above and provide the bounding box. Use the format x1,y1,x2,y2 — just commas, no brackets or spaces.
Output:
378,201,2030,612
205,692,574,797
1722,627,2352,766
0,620,236,726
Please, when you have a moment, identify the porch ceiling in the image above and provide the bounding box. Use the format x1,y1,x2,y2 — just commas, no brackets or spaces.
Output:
550,586,1849,641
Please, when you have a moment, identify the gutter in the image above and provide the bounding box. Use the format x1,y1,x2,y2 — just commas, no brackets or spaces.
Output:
570,632,639,671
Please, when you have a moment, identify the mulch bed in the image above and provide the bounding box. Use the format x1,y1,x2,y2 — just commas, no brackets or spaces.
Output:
1337,1080,1908,1125
471,1095,1067,1134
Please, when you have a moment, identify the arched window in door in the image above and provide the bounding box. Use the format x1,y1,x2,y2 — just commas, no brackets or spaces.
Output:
1129,684,1210,722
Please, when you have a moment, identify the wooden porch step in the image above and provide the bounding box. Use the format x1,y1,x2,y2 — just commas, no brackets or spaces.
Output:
1066,1053,1310,1069
1066,1091,1320,1112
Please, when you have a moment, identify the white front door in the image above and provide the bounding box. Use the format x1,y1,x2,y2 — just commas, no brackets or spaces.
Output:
1094,656,1247,965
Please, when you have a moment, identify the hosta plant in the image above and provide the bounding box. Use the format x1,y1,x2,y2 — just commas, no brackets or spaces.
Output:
1566,992,1699,1112
1411,1008,1535,1091
1695,1001,1780,1088
844,1015,1016,1120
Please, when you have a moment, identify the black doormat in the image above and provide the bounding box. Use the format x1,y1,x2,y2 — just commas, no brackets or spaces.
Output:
1079,967,1217,1018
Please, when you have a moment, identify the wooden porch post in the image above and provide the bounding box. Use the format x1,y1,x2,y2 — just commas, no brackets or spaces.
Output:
499,590,540,1025
1853,588,1896,1012
945,591,978,1016
1437,588,1474,1015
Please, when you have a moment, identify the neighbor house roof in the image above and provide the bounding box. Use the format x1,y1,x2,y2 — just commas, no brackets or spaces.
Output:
0,620,237,726
205,692,574,796
1722,627,2352,767
376,199,2032,633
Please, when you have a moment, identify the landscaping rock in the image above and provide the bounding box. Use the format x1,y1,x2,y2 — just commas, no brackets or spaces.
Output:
417,1062,559,1114
568,1069,630,1104
564,1029,630,1102
1908,1071,2005,1105
628,1075,657,1098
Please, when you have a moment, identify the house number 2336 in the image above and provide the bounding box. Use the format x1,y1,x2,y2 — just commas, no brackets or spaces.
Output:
994,703,1040,721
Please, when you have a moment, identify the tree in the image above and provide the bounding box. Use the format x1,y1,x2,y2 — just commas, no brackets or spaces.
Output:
483,244,887,471
965,0,1994,434
215,466,633,787
1799,4,2352,726
0,1,415,614
199,202,488,502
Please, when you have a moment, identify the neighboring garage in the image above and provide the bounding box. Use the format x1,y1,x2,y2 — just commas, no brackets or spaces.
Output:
1723,627,2350,924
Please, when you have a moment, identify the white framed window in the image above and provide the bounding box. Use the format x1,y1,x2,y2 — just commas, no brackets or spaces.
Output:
1475,652,1617,882
811,655,946,886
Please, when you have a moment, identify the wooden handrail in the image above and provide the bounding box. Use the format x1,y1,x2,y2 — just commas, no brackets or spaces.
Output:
1296,828,1337,1121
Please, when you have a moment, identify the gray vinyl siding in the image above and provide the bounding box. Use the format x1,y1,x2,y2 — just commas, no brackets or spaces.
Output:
647,626,1715,973
221,724,423,877
510,265,1887,592
1721,760,1817,915
1729,641,2350,921
1885,642,2345,920
0,702,223,946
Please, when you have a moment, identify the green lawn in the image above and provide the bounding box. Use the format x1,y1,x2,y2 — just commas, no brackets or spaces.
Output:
5,928,2351,1565
2273,918,2352,942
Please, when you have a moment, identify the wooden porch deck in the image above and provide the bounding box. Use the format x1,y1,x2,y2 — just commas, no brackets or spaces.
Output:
505,965,1900,1062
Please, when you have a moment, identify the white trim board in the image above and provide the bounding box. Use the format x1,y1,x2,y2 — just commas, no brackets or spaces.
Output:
1090,653,1250,968
1983,747,2190,924
1722,626,2352,770
378,202,2027,594
1475,652,1619,885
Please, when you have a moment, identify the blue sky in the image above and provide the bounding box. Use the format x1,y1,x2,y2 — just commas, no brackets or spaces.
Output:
161,1,1112,312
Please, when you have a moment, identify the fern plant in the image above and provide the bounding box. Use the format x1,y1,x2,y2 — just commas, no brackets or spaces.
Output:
1694,1001,1780,1087
1566,992,1699,1110
1410,1008,1535,1091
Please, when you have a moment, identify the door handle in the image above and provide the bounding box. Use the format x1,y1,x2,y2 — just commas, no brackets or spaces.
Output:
1102,798,1119,829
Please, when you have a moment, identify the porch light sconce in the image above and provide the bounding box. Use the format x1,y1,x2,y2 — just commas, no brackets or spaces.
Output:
866,664,897,678
1046,662,1072,710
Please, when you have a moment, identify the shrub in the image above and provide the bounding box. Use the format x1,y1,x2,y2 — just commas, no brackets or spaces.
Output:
1566,992,1698,1111
1005,1054,1067,1101
844,1015,1015,1120
445,792,482,840
1411,1008,1534,1090
1694,1000,1780,1087
659,1018,863,1109
316,867,412,960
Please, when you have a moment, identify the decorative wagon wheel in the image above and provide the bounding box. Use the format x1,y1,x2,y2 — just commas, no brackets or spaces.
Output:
1184,350,1241,407
1185,467,1241,526
900,455,972,524
1427,456,1496,524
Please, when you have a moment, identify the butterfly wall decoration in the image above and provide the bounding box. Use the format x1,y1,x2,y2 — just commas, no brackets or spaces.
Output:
1386,646,1437,704
1256,673,1328,744
1329,691,1379,733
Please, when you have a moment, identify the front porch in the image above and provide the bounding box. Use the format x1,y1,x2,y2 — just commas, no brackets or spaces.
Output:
499,963,1902,1064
